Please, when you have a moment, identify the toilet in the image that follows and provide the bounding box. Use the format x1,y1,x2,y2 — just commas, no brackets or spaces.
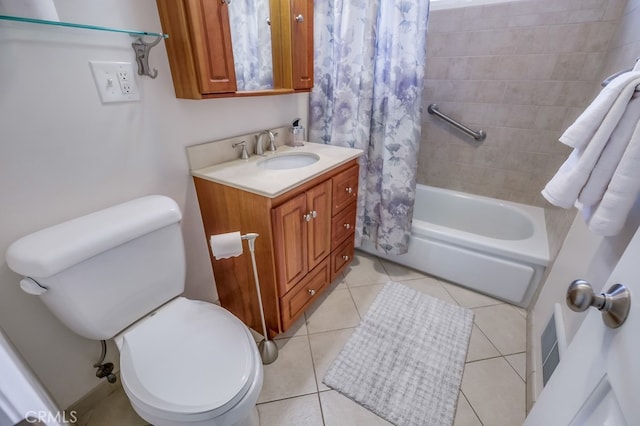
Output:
6,196,263,426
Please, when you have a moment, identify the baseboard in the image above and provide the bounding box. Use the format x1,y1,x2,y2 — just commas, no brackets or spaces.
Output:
66,373,121,417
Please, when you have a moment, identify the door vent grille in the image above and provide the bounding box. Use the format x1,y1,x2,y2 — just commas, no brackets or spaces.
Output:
541,311,560,386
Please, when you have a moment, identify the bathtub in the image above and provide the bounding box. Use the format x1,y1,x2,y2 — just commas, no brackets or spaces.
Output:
360,185,550,308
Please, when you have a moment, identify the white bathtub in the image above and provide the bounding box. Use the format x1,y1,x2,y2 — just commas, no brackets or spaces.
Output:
360,185,550,308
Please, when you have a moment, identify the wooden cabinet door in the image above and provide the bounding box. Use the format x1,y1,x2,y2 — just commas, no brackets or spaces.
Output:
272,193,308,295
290,0,314,90
185,0,237,94
306,180,332,270
332,165,359,214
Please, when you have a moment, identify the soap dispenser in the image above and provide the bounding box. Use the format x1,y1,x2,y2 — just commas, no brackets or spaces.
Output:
288,118,305,147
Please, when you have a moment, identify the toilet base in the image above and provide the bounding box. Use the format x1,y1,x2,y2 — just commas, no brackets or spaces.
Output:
130,403,260,426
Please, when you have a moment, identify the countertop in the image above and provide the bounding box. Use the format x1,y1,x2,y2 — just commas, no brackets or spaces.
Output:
191,143,363,198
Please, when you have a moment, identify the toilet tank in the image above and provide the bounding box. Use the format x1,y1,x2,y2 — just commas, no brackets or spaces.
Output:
6,196,186,340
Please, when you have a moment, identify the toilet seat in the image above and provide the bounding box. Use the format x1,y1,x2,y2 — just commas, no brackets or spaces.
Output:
115,297,259,422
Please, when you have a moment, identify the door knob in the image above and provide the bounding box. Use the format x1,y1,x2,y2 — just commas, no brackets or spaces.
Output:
566,279,631,329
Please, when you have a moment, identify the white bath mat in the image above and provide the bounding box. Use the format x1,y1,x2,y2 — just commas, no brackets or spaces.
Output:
323,281,474,426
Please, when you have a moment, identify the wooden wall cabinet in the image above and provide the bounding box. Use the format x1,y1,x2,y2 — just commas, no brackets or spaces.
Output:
156,0,314,99
193,160,358,337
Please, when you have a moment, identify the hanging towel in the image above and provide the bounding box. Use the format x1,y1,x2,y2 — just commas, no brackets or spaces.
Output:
542,61,640,236
559,66,640,150
587,120,640,235
577,95,640,208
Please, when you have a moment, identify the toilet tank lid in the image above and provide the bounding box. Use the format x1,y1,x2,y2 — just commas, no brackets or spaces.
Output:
6,196,182,278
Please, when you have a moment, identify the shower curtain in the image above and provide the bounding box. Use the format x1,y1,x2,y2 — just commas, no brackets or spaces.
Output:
309,0,430,255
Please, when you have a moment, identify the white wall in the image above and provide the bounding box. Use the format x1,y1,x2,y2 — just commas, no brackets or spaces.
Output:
0,0,308,409
528,0,640,404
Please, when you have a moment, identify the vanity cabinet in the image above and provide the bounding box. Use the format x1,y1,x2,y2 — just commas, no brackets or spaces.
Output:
156,0,314,99
193,160,358,336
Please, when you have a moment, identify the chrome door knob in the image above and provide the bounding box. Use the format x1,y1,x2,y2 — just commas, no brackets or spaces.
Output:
566,279,631,329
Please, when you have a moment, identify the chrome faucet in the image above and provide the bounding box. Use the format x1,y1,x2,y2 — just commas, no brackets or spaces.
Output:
255,130,277,155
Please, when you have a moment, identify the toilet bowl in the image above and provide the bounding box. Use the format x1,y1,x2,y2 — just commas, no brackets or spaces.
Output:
115,297,263,426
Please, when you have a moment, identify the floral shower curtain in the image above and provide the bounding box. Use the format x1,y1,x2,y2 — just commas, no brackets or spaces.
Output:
309,0,430,254
228,0,273,91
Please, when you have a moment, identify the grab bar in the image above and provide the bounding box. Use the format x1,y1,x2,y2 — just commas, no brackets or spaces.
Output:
427,104,487,142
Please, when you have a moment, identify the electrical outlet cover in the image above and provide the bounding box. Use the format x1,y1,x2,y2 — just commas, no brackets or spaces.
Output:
89,61,140,103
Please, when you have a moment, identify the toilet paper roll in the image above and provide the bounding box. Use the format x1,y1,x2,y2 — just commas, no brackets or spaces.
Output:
210,232,243,260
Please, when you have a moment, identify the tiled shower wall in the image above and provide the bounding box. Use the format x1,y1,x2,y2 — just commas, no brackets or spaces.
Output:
418,0,627,257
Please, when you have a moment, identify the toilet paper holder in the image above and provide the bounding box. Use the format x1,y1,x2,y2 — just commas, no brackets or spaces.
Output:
211,232,278,364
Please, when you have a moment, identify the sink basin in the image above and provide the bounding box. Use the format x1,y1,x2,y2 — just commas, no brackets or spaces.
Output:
257,152,320,170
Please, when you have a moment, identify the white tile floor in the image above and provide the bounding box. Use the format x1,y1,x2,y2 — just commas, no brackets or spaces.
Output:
77,251,527,426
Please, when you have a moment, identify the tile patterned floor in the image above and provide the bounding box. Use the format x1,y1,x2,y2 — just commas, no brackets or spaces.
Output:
77,251,527,425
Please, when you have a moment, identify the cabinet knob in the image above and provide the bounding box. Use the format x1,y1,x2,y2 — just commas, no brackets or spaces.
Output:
221,0,231,4
308,288,316,296
345,187,353,194
311,210,317,219
343,223,351,230
303,213,311,222
295,14,304,23
342,255,350,261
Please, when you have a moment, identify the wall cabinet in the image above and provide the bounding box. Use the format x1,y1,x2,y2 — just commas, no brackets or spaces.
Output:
193,160,358,336
156,0,314,99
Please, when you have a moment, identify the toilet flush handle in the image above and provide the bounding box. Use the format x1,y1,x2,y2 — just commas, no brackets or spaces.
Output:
19,277,48,295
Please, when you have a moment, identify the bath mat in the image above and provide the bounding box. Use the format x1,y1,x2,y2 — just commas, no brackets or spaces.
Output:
323,281,474,426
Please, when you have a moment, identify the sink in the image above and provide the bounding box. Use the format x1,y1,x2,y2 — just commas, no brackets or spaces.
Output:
257,152,320,170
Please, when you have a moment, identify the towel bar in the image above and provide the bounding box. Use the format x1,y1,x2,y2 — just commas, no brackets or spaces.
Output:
427,104,487,142
601,58,640,93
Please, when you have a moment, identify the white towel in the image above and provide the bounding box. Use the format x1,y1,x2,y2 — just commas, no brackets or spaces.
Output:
542,62,640,235
560,65,640,150
587,120,640,235
577,95,640,208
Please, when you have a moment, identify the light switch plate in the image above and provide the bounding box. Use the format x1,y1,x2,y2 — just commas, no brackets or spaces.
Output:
89,61,140,103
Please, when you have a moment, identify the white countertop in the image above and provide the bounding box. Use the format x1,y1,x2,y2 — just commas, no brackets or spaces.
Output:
191,143,363,198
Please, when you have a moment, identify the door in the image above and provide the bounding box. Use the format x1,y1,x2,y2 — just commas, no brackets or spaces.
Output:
185,0,237,93
524,226,640,425
290,0,314,90
272,193,308,295
306,180,332,270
